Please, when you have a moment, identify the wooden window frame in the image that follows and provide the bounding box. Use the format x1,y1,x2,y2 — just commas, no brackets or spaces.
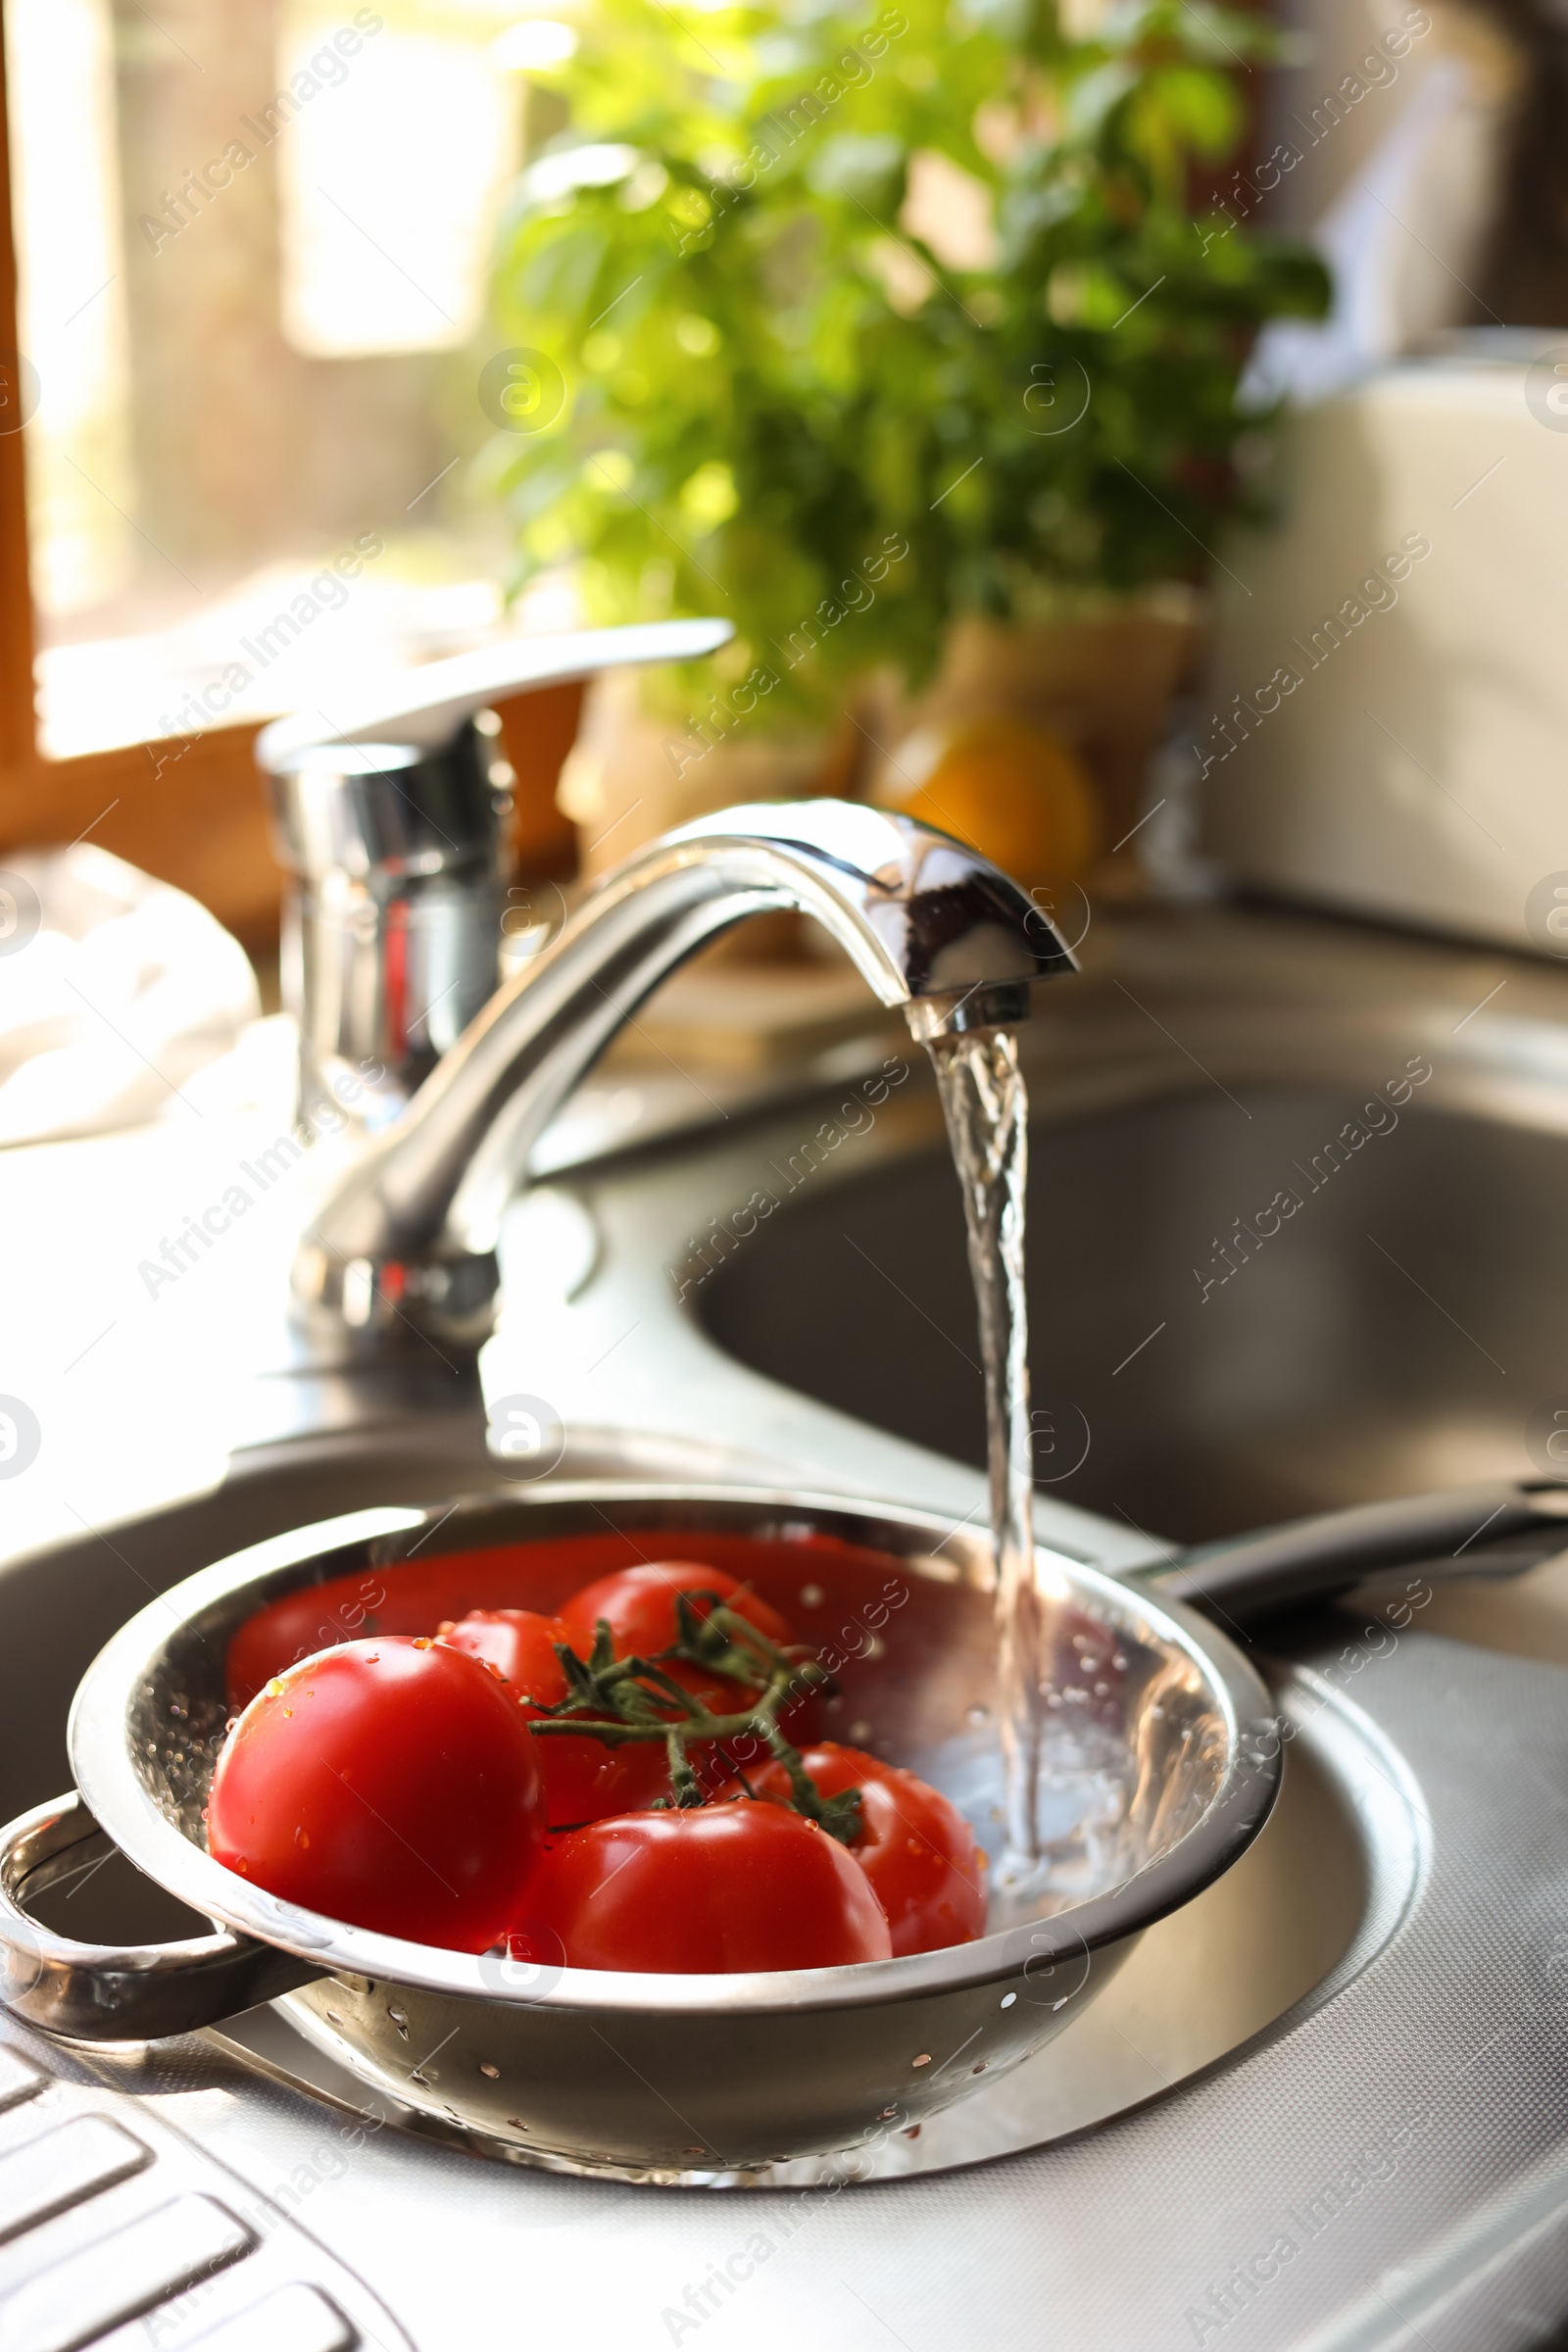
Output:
0,2,578,955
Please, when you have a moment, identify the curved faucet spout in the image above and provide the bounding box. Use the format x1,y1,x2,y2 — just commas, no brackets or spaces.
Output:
291,799,1076,1345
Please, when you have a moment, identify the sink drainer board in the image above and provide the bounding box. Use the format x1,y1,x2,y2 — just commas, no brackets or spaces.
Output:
196,1664,1416,2186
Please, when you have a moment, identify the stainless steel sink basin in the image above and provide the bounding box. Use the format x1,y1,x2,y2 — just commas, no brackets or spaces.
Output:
698,906,1568,1545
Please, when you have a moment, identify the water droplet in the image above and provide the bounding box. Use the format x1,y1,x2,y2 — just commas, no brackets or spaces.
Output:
414,1638,433,1650
266,1678,285,1699
1001,1991,1016,2008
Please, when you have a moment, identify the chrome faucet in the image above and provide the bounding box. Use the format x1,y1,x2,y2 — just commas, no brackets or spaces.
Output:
290,799,1078,1346
257,620,734,1131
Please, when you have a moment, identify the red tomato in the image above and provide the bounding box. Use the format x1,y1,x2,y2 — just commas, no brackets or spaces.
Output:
557,1562,820,1746
559,1561,796,1656
514,1802,893,1973
439,1608,673,1828
208,1638,545,1953
720,1743,987,1956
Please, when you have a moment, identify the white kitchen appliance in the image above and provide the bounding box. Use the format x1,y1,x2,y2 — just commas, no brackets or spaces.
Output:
1203,354,1568,956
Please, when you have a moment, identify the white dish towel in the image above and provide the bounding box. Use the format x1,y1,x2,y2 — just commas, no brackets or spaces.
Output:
0,844,260,1147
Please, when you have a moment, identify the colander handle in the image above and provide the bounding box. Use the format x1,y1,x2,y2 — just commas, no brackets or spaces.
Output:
1152,1479,1568,1624
0,1791,323,2041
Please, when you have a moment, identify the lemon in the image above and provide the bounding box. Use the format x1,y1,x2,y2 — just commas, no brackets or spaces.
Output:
879,715,1100,886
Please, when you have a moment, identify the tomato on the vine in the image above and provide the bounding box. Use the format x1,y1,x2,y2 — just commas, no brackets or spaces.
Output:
720,1742,987,1955
208,1637,545,1953
439,1607,678,1828
513,1802,894,1973
558,1562,819,1744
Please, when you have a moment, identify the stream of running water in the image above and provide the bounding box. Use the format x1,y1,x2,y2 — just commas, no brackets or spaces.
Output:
925,1022,1048,1889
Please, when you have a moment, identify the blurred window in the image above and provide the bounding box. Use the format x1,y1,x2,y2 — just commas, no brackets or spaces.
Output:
3,0,564,763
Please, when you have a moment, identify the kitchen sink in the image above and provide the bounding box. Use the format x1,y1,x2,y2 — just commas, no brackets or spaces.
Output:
7,902,1568,2343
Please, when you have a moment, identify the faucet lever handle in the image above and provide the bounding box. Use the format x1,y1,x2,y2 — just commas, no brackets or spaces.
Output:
256,619,733,768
